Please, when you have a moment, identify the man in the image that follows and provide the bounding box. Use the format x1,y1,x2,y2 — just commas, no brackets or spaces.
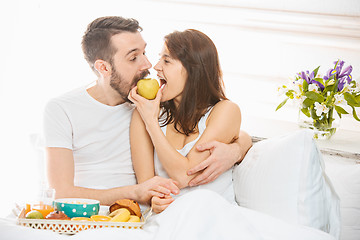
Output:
43,16,252,208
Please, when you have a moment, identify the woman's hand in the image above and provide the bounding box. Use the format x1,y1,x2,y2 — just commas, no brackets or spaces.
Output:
151,195,175,214
135,176,179,204
128,86,163,129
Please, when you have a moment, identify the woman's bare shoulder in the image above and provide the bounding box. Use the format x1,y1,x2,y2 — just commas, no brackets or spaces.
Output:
205,100,241,128
211,100,241,117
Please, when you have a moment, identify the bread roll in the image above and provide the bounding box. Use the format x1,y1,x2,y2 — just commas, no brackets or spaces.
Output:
109,199,141,218
45,211,70,220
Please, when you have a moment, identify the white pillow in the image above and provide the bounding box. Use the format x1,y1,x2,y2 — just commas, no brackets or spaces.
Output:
233,130,340,239
324,156,360,240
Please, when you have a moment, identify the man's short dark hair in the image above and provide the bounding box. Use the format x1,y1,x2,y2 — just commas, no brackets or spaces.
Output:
81,16,142,73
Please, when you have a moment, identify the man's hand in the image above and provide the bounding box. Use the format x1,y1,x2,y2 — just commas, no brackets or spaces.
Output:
187,130,252,187
135,176,179,204
187,141,241,187
151,195,174,214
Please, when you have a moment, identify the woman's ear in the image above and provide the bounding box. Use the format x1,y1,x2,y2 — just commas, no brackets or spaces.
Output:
94,59,112,78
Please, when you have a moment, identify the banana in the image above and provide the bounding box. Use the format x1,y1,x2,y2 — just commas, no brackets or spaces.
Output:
109,208,131,222
127,215,141,222
108,208,124,218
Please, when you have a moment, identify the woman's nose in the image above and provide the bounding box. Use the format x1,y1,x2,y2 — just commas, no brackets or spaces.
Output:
154,61,161,71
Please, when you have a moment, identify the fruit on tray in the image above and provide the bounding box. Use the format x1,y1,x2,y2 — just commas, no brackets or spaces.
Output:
32,204,54,218
26,210,44,219
109,199,142,218
109,208,131,222
46,211,70,220
22,202,55,218
137,78,160,100
128,215,141,222
90,215,111,222
20,198,144,224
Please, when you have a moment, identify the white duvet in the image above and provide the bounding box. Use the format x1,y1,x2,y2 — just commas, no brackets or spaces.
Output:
1,189,335,240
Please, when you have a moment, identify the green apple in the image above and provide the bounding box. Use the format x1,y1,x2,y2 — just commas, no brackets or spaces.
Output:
26,210,44,219
137,78,160,100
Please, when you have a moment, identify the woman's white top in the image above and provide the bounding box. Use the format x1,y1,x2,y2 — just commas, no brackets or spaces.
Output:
154,107,236,204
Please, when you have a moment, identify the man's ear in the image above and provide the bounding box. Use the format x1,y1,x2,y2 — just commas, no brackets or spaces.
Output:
94,59,112,77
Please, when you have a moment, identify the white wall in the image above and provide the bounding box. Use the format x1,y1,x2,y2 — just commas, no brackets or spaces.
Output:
1,0,359,217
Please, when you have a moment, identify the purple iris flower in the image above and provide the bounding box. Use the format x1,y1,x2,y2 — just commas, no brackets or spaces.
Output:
325,60,353,91
298,70,324,91
335,60,345,73
337,74,353,91
339,65,353,79
323,68,337,81
299,71,310,83
311,79,325,90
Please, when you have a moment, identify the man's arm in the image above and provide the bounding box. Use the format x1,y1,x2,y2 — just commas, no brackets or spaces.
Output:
46,147,179,205
187,130,252,187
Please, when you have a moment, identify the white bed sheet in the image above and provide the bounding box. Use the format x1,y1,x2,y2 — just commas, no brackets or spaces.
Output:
1,190,335,240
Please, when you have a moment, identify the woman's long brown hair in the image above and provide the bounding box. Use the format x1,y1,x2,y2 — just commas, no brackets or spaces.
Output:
160,29,227,135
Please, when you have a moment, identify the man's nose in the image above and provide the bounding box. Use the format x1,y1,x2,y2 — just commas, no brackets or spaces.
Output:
141,55,152,70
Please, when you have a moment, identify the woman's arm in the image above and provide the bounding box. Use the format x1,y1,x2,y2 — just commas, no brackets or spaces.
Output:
154,101,241,188
131,109,179,208
128,87,241,188
130,109,156,183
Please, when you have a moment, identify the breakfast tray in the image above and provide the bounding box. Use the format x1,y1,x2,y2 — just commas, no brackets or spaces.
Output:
17,207,152,234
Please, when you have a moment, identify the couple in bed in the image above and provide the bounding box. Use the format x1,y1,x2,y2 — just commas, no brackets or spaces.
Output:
43,16,334,240
44,16,251,212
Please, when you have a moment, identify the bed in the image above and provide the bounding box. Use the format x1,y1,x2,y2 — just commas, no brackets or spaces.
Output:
0,130,345,240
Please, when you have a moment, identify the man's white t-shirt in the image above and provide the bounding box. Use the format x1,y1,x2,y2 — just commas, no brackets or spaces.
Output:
43,85,136,189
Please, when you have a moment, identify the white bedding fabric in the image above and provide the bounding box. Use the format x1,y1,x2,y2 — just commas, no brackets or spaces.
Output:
1,190,335,240
324,155,360,240
233,130,340,239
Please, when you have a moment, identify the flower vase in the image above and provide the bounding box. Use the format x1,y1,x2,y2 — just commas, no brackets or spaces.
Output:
298,107,339,140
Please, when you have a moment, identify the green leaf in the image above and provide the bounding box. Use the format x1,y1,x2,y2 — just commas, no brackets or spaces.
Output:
351,106,360,121
305,91,324,102
344,92,360,107
313,66,320,77
276,98,289,111
323,85,333,94
303,80,308,92
301,108,310,117
310,108,319,120
355,94,360,103
332,77,339,93
302,98,315,108
334,105,348,114
337,111,342,119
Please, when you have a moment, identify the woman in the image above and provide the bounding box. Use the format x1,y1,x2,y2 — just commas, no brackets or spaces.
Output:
128,29,241,213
